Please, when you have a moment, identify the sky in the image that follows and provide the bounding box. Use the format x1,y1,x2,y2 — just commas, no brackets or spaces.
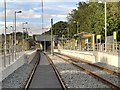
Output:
0,0,86,35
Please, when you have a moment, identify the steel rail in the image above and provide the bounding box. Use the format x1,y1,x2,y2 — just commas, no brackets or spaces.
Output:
25,51,40,90
44,53,67,90
55,53,120,90
55,52,120,76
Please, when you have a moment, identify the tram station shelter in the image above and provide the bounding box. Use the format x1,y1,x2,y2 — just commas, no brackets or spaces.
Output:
75,32,95,50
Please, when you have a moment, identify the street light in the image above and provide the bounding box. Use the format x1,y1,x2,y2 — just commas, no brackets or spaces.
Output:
105,2,107,52
41,0,44,52
51,18,53,55
14,10,22,60
67,27,70,49
25,27,30,39
98,1,107,52
73,21,79,34
10,26,14,61
4,0,7,66
73,21,79,50
22,22,28,51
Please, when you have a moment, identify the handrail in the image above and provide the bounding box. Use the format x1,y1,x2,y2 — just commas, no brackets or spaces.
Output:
61,42,120,53
0,44,24,68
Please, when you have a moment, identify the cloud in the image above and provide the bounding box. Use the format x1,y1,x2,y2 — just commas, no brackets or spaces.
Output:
57,15,67,18
0,0,83,35
0,21,50,34
51,14,67,18
0,9,41,19
0,9,14,18
20,9,40,18
16,23,51,35
3,0,82,3
0,21,14,25
0,21,23,34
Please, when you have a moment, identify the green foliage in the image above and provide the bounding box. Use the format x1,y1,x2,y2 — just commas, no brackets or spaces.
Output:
45,2,120,42
45,21,69,38
68,2,120,42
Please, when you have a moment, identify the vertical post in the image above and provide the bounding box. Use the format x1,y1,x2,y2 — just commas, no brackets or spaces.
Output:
105,2,107,52
92,34,95,51
22,23,24,51
116,40,117,52
62,34,63,49
68,28,70,49
4,0,7,67
77,22,79,49
113,38,114,52
14,11,16,60
41,0,45,52
77,22,79,34
10,26,14,61
51,18,53,55
8,34,10,64
25,28,28,50
44,33,46,52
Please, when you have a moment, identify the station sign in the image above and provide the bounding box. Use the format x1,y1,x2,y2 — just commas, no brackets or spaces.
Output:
82,34,92,38
113,31,116,40
97,35,101,39
16,40,19,45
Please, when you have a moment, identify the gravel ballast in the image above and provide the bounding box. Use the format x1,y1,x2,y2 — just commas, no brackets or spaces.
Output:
57,54,120,86
2,51,39,89
48,54,110,89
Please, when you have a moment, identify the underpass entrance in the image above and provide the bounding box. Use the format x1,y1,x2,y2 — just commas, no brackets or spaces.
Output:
34,35,57,51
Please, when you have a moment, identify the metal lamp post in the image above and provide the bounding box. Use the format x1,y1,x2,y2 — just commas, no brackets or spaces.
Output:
67,27,70,49
98,1,107,52
25,27,30,39
14,10,22,60
22,22,28,51
10,26,14,61
41,0,45,52
51,18,53,55
73,21,79,34
73,21,79,50
4,0,7,67
104,2,107,52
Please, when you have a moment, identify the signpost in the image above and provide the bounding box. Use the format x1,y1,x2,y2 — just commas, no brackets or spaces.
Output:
51,18,53,55
113,31,117,52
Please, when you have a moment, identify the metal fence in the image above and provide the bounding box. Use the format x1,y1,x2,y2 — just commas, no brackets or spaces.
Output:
95,43,120,53
0,44,24,68
62,42,120,53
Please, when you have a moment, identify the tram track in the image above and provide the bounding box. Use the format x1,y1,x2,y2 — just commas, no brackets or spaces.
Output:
55,52,120,76
44,53,67,90
25,51,67,90
55,53,120,90
25,51,40,90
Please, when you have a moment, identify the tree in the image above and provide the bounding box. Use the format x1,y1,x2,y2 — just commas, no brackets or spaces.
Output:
67,2,120,42
45,21,69,38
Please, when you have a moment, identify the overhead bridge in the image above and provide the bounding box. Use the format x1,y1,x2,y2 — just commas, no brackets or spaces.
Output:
34,35,57,50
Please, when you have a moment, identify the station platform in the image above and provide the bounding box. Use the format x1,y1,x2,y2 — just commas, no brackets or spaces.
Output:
54,49,120,68
29,52,61,88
